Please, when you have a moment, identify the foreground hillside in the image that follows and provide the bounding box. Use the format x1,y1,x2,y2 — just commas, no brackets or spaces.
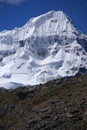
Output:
0,74,87,130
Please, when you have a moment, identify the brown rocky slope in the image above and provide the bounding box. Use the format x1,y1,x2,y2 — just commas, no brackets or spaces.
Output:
0,74,87,130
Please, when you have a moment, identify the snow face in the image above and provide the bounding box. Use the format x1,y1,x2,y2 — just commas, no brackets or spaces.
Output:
0,11,87,89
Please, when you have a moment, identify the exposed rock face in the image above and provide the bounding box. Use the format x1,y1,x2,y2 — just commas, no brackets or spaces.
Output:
0,74,87,130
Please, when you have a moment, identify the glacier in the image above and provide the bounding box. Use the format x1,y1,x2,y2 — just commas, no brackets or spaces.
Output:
0,10,87,89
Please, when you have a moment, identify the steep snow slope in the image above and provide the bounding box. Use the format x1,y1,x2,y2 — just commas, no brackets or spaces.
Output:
0,11,87,89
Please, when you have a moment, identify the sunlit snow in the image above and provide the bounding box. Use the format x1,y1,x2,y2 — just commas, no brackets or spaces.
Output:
0,11,87,89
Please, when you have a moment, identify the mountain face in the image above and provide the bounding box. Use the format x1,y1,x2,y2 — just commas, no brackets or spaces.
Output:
0,11,87,89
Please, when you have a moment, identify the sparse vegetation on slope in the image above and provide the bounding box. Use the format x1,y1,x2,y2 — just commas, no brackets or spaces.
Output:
0,74,87,130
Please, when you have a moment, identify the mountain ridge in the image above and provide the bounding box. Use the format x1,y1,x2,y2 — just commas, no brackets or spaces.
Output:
0,10,87,89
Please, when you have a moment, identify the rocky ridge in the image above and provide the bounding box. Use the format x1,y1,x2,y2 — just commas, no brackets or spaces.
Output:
0,74,87,130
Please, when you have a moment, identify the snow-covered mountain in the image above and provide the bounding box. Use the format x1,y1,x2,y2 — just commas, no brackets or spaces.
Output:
0,11,87,89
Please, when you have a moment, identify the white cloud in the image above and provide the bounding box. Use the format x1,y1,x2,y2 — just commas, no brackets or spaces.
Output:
0,0,28,5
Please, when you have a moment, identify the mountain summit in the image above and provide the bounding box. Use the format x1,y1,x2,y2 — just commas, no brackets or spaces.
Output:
0,11,87,89
17,10,79,39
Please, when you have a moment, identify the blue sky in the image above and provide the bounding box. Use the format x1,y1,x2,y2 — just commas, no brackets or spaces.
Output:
0,0,87,34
